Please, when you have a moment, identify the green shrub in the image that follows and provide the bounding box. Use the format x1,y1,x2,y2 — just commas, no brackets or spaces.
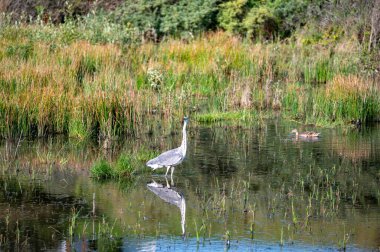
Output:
243,6,279,40
272,0,308,38
218,0,249,33
111,0,217,38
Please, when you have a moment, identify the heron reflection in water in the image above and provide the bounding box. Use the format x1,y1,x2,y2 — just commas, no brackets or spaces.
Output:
147,177,186,236
146,117,189,178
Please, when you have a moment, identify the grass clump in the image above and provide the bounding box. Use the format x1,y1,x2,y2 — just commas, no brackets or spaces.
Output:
90,160,114,180
68,119,89,140
76,55,98,86
5,43,34,61
195,111,256,123
90,148,154,180
114,154,134,178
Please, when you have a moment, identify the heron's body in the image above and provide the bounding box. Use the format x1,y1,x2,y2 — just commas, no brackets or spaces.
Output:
146,117,188,177
146,147,184,169
291,129,320,138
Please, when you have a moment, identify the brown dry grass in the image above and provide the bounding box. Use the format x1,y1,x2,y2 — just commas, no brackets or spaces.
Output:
326,75,374,98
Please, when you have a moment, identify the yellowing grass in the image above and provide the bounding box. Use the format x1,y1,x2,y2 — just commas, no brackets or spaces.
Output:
0,31,379,138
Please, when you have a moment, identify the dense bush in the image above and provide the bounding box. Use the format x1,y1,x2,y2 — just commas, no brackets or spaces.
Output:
218,0,309,40
217,0,251,34
111,0,218,39
243,5,279,40
1,0,378,44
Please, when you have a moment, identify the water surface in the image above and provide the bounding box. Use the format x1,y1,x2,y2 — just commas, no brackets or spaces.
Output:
0,120,379,251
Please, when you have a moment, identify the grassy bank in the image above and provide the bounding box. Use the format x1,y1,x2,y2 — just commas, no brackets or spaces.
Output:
0,24,379,138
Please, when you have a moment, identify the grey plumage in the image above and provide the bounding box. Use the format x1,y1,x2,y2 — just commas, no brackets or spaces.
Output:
146,117,189,177
146,148,183,168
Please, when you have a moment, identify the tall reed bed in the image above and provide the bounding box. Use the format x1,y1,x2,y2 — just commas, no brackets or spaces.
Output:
0,28,379,138
282,75,379,125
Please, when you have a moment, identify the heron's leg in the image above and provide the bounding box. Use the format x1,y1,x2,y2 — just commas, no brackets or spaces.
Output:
170,170,175,187
165,166,171,176
170,167,175,182
165,177,170,188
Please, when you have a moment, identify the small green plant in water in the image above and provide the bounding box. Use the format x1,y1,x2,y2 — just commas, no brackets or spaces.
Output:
338,225,350,251
90,160,114,179
194,219,200,243
115,154,134,178
69,208,81,238
291,199,298,225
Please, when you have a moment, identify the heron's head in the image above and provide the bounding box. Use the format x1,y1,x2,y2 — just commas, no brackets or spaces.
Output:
291,129,297,134
183,116,189,124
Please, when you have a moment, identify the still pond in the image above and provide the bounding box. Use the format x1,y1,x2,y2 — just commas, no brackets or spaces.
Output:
0,119,379,251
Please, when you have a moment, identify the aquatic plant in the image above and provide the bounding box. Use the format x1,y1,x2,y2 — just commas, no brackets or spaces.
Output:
89,148,154,181
90,160,114,180
115,154,134,178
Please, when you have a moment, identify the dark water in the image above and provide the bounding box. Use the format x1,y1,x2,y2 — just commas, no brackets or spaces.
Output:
0,120,379,251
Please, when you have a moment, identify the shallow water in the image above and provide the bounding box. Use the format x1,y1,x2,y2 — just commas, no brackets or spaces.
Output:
0,120,379,251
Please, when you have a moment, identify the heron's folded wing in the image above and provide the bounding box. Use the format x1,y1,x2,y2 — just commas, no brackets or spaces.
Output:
151,148,183,166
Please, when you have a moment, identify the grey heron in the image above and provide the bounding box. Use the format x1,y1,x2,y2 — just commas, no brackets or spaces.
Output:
147,178,186,236
146,117,189,177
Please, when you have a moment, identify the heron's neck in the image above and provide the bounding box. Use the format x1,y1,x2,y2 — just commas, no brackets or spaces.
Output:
180,122,187,157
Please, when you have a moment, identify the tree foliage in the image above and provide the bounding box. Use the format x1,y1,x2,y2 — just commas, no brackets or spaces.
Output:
243,5,279,40
217,0,250,33
1,0,378,44
111,0,218,39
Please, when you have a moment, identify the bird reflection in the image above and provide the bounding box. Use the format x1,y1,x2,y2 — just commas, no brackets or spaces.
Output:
147,177,186,236
292,137,320,143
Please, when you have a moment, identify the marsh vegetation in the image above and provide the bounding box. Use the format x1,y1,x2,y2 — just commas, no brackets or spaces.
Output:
1,1,380,139
0,1,380,250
